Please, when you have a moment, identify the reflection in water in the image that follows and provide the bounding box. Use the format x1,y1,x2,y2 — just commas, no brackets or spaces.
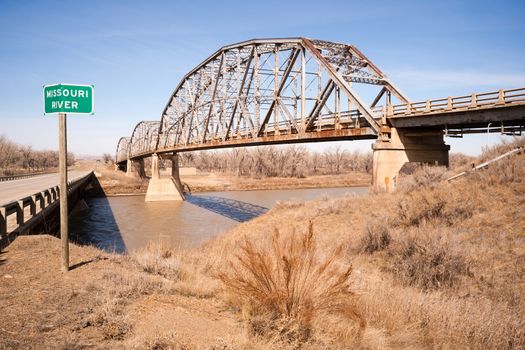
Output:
70,187,367,253
186,195,268,222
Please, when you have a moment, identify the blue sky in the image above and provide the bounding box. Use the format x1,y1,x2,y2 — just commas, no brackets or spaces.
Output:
0,0,524,156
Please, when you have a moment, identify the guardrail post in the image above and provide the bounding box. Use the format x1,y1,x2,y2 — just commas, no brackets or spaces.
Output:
43,190,51,207
406,103,412,114
498,89,505,104
16,201,24,225
0,207,6,237
446,97,452,110
39,192,46,210
471,93,477,107
425,100,430,112
30,195,37,215
386,104,393,116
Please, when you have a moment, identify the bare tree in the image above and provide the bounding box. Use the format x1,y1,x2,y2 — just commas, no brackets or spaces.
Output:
0,135,75,175
172,143,373,178
103,153,114,164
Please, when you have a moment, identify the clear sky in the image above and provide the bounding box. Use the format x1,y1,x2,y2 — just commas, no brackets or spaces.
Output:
0,0,524,157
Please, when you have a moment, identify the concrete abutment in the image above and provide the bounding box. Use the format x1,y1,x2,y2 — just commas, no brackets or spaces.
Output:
125,159,145,178
372,128,449,191
145,153,184,201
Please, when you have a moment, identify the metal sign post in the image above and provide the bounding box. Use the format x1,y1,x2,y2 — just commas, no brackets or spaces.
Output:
43,83,94,272
59,113,69,272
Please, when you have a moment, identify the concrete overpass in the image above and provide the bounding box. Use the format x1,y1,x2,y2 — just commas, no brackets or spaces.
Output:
0,171,93,249
114,38,525,198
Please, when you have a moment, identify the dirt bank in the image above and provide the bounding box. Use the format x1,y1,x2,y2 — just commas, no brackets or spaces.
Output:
91,162,371,196
1,140,523,349
0,236,245,349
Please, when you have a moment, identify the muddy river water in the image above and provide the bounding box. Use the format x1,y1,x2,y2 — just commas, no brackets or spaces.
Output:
70,187,367,253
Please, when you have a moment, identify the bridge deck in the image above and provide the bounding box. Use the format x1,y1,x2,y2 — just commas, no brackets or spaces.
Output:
387,88,525,129
0,171,91,206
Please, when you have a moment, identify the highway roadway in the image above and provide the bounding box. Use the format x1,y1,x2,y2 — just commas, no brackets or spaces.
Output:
0,171,91,206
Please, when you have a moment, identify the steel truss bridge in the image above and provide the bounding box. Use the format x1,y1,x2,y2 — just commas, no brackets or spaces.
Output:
116,37,525,164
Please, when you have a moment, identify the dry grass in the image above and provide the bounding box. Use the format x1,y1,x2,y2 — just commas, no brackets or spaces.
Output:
219,221,364,346
81,268,169,341
397,164,448,192
132,241,181,279
479,136,525,163
92,162,148,195
354,271,525,349
388,225,471,289
359,220,392,254
396,186,474,227
349,148,524,347
2,139,524,349
130,332,193,350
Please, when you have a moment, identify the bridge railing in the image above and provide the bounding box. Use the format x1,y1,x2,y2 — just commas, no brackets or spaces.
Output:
0,170,58,182
388,87,525,117
0,172,93,242
123,109,383,160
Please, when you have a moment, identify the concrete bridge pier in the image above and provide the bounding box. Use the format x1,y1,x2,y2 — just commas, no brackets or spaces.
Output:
372,128,449,191
125,159,146,178
145,153,184,201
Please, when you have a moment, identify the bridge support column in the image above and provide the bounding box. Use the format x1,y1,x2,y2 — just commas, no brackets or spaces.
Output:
145,154,184,201
125,159,145,178
171,154,184,195
372,128,449,191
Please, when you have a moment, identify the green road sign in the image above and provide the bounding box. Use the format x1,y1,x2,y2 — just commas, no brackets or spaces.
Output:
43,83,94,115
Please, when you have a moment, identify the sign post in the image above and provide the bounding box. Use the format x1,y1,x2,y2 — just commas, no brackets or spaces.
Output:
59,113,68,272
43,83,94,272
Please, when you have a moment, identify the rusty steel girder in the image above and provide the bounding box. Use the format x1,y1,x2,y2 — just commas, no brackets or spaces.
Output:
117,38,408,163
115,137,131,163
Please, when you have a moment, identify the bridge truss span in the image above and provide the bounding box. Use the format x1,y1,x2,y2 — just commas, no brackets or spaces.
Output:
116,37,409,163
116,37,525,166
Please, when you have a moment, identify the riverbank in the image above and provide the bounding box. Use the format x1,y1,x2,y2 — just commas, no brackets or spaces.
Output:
1,140,524,349
91,163,371,195
182,172,371,193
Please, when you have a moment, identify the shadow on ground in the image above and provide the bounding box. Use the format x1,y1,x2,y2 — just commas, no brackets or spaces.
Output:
0,251,6,266
186,195,268,222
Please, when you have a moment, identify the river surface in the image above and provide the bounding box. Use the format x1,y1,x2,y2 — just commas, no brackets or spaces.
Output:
70,187,367,253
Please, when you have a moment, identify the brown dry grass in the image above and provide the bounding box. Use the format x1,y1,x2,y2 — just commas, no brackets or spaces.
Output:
1,139,524,349
204,142,525,348
388,225,472,289
92,162,148,195
219,222,364,346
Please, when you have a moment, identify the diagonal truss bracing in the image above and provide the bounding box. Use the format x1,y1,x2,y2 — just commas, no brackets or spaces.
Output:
116,38,409,163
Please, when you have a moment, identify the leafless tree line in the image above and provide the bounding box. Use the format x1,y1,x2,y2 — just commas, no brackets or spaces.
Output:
0,135,75,176
177,145,372,178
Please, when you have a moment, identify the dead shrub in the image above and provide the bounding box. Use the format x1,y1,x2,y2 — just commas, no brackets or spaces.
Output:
479,136,525,163
248,314,311,346
397,164,447,192
88,297,132,340
473,152,525,187
389,227,471,289
359,221,391,254
102,316,131,340
449,152,476,170
396,188,473,227
218,222,363,344
131,332,193,350
397,190,447,227
102,270,166,299
132,241,180,279
273,199,305,210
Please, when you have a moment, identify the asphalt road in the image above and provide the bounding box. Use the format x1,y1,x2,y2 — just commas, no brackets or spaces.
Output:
0,171,91,206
